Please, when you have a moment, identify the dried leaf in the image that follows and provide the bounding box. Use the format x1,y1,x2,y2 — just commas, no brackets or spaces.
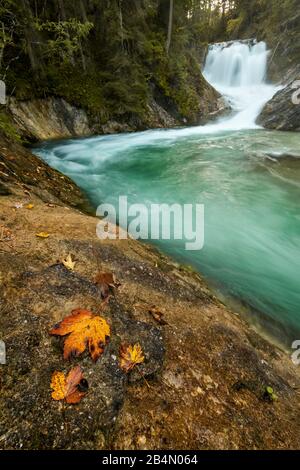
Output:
119,343,144,373
51,366,87,404
26,204,34,210
95,272,120,299
51,371,66,401
0,225,13,242
50,309,110,362
62,254,76,271
149,306,168,325
36,232,50,239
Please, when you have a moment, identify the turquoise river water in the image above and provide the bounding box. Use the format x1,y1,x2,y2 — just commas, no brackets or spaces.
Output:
34,127,300,345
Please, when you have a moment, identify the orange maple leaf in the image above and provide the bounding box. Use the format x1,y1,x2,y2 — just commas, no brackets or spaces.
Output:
51,366,88,404
119,343,145,373
50,309,110,362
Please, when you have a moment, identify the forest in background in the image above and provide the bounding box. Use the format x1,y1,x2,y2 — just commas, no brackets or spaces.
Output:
0,0,299,139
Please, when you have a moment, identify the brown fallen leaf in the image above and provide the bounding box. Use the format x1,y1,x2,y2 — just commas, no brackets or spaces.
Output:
0,225,13,242
51,366,88,404
36,232,50,239
149,306,168,325
50,309,110,362
95,271,120,299
62,254,76,271
119,343,144,373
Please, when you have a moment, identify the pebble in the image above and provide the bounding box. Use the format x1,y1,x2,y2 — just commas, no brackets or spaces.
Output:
137,435,147,446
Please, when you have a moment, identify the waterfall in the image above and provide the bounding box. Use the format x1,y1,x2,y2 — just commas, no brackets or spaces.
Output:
204,40,268,87
203,40,280,130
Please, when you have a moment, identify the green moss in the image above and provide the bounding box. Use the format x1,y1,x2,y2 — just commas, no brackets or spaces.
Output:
8,61,149,124
0,110,22,142
146,43,207,123
263,386,278,402
226,15,245,37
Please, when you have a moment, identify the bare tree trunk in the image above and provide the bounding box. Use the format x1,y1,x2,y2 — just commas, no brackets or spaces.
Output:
79,0,88,71
57,0,66,20
79,41,87,72
119,0,124,51
166,0,174,55
222,0,226,17
208,0,212,25
0,22,5,69
79,0,88,22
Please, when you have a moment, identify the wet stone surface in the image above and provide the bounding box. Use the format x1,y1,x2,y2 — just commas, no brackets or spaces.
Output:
0,258,164,449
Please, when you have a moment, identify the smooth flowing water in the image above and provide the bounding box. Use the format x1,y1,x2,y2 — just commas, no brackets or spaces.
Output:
34,41,300,345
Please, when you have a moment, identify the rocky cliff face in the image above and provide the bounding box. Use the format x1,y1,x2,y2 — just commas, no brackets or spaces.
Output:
8,98,92,142
0,132,90,209
265,12,300,83
257,10,300,131
257,65,300,131
7,95,179,141
7,78,225,142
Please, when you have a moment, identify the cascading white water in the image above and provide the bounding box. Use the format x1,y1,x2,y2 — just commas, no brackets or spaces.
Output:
203,40,280,130
204,40,268,87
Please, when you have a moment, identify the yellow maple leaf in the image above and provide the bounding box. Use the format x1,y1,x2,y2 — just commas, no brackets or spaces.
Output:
51,371,66,401
51,366,87,404
36,232,50,238
62,254,76,271
119,343,144,373
50,309,110,362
